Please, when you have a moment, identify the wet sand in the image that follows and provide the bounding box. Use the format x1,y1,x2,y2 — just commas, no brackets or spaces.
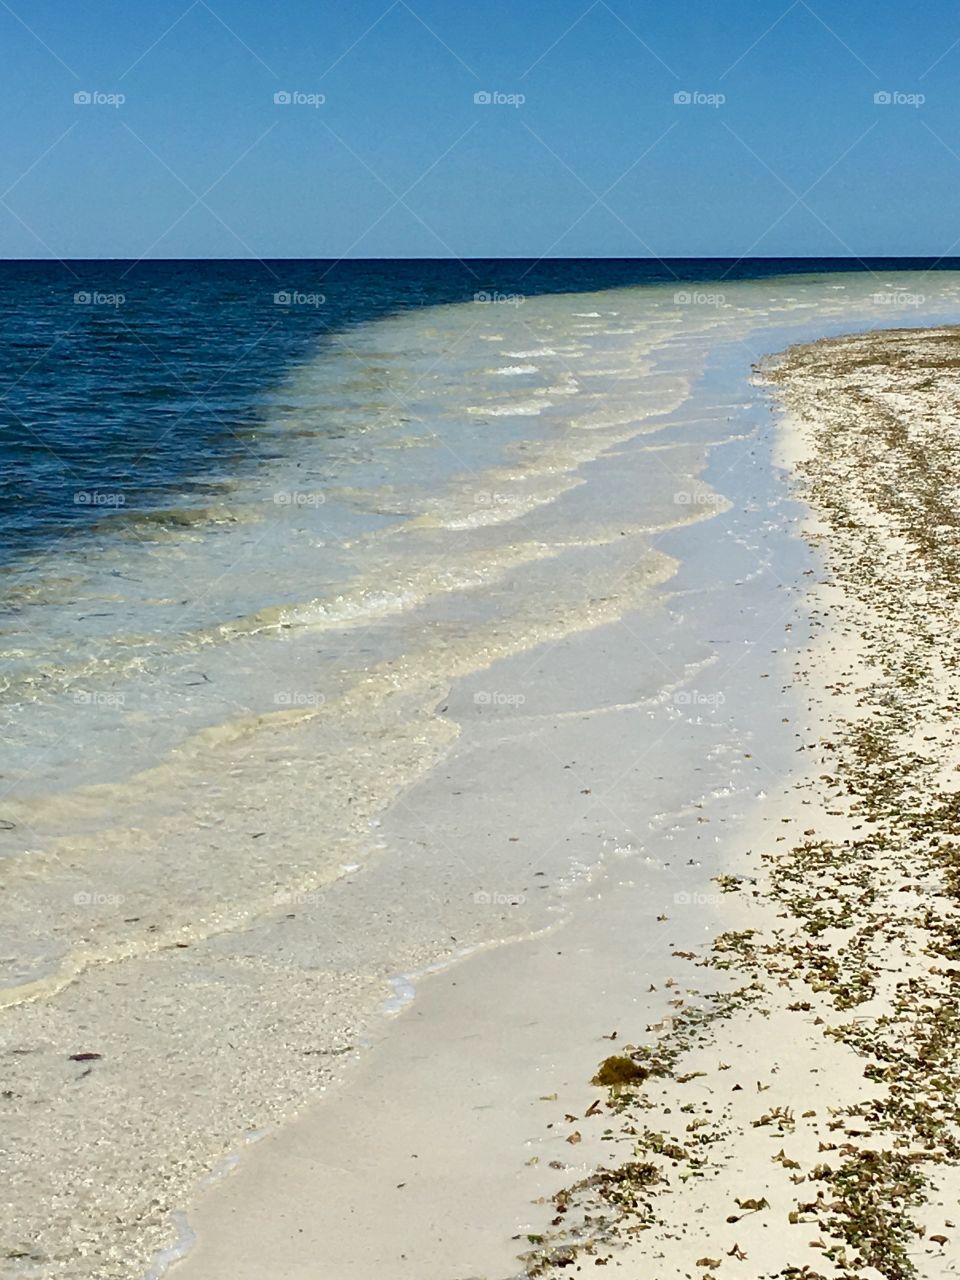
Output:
169,325,960,1280
509,326,960,1278
165,339,810,1280
9,289,960,1280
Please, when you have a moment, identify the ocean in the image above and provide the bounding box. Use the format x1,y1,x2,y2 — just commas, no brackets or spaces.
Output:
4,256,958,799
6,255,957,564
4,258,960,1279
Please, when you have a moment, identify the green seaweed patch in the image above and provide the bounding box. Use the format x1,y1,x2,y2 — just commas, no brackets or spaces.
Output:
592,1056,649,1088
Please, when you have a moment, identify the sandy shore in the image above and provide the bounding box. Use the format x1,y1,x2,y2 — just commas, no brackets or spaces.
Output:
168,324,960,1280
507,326,960,1279
12,289,960,1280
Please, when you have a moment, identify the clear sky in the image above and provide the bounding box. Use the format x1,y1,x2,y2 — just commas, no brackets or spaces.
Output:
2,0,958,260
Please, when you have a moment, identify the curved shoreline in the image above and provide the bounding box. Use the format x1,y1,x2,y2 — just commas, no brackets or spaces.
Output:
138,323,812,1280
510,325,960,1279
8,286,960,1280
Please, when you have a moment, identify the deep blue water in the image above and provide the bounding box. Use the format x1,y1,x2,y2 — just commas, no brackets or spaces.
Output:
2,256,958,568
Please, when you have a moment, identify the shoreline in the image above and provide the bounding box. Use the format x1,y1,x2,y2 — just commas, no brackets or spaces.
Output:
165,322,960,1280
8,286,960,1280
154,330,813,1280
507,325,960,1278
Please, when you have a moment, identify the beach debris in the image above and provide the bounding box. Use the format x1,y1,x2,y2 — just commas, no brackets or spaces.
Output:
516,328,960,1279
591,1056,648,1088
733,1197,769,1212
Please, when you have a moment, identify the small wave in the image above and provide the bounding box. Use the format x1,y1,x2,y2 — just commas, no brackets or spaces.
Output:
415,494,574,530
492,364,539,375
466,399,553,417
143,1212,196,1280
569,410,644,431
92,503,260,537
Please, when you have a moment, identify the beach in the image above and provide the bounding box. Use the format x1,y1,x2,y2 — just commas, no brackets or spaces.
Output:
6,272,960,1280
160,324,960,1280
504,324,960,1279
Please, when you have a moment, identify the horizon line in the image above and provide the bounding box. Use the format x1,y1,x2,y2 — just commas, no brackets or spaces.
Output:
2,253,960,265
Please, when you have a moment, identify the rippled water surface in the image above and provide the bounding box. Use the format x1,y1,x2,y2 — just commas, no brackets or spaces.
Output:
4,259,960,992
8,261,960,1280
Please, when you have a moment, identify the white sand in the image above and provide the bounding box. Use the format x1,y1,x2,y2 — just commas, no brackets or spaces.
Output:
168,414,804,1277
12,290,960,1280
170,327,960,1280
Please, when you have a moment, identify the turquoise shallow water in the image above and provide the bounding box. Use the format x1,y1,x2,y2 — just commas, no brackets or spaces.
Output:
3,256,958,563
2,266,959,806
1,267,960,967
4,266,960,993
5,268,960,1280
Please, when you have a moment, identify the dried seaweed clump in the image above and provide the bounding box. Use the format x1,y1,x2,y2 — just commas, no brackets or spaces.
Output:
591,1055,648,1088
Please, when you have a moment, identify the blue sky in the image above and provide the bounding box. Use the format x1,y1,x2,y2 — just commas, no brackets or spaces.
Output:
2,0,959,259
